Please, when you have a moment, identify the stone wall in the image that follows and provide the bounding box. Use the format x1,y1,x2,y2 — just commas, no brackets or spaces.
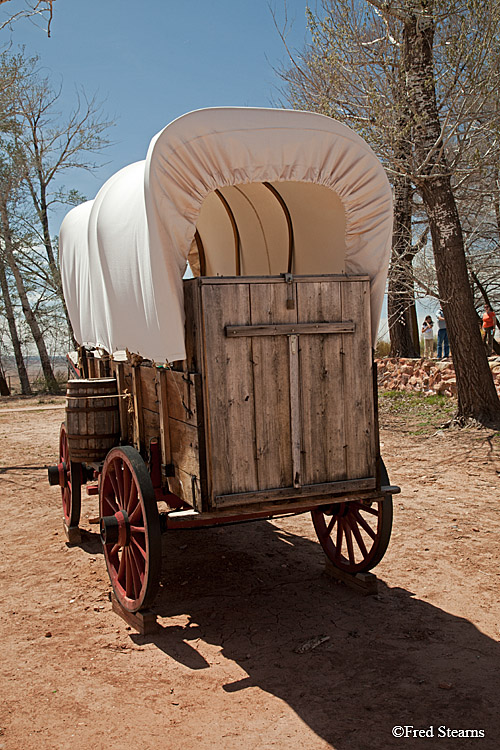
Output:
376,357,500,398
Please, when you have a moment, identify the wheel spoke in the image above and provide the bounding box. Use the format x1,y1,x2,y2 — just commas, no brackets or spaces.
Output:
127,482,139,515
117,548,126,584
326,514,337,536
123,547,134,599
102,489,119,515
130,534,147,560
108,470,120,505
343,520,355,565
114,459,124,505
128,545,143,597
123,464,131,511
335,520,343,561
352,501,378,516
352,507,377,540
130,524,146,534
129,500,142,524
346,513,369,558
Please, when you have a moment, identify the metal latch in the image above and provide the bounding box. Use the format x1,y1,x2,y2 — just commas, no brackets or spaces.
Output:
284,272,295,309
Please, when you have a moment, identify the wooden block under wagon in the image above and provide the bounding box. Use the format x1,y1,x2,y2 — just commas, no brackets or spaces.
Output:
111,595,158,635
63,522,81,545
324,559,378,595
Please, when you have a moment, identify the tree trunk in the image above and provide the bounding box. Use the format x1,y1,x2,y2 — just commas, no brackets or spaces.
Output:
388,172,421,357
403,2,500,425
0,252,32,395
31,163,78,350
0,204,60,394
0,364,9,395
388,27,421,359
408,300,420,353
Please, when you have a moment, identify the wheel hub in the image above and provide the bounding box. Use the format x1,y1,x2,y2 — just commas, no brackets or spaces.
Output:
47,461,68,487
100,509,130,547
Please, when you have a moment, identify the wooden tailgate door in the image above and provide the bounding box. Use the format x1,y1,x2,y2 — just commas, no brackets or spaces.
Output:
199,276,376,509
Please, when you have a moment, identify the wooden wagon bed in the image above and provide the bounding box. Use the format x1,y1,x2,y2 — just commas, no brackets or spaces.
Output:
82,273,381,516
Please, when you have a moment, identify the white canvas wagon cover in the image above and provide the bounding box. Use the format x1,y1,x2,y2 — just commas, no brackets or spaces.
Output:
59,107,393,363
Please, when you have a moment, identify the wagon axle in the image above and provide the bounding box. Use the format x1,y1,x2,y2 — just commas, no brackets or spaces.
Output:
47,460,94,488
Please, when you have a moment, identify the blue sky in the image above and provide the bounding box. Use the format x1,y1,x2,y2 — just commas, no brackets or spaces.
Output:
3,0,437,336
3,0,309,226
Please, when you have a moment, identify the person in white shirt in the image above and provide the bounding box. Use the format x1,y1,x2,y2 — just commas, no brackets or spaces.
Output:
422,315,434,358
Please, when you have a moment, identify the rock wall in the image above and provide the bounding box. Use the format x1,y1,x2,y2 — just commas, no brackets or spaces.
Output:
376,357,500,398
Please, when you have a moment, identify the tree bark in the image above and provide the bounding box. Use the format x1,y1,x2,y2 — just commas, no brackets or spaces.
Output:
403,2,500,424
388,172,421,357
388,25,421,359
26,167,78,350
0,364,9,395
0,202,60,394
0,251,32,394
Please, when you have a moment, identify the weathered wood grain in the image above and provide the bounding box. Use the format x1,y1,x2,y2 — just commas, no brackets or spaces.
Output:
168,466,200,509
169,419,200,479
155,368,171,469
165,370,198,426
139,366,159,413
114,362,130,443
341,280,376,479
201,282,258,499
296,281,346,485
131,367,144,453
226,321,355,337
183,279,202,372
192,274,370,285
215,476,376,508
249,281,296,491
65,378,120,462
142,407,161,449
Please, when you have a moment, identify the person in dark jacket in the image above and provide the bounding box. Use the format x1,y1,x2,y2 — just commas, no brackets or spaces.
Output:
437,308,449,359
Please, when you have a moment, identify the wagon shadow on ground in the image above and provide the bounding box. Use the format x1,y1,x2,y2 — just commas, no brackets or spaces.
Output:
132,518,500,748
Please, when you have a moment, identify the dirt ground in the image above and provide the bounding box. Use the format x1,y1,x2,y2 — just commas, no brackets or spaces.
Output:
0,394,499,750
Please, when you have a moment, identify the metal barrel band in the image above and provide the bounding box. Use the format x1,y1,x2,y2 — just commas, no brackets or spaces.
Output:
65,404,119,413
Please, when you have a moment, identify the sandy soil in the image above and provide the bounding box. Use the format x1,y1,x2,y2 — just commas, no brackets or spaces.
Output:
0,394,499,750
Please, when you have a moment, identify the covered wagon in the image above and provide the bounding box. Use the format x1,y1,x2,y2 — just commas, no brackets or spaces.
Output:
48,107,397,622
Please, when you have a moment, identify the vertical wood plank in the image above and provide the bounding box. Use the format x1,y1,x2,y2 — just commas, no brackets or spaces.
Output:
341,280,376,479
165,370,198,426
115,362,130,443
249,282,296,490
139,367,159,412
155,368,172,469
288,334,301,487
142,408,161,445
201,282,257,499
183,279,202,372
297,281,346,484
131,366,143,453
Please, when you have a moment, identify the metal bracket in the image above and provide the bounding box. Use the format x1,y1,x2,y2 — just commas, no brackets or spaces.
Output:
284,272,295,309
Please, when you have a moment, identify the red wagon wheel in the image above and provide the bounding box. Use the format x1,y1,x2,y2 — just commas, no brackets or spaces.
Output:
311,495,393,573
99,446,161,613
59,422,82,528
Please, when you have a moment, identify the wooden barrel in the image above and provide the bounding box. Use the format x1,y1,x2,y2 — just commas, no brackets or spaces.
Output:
66,378,120,463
